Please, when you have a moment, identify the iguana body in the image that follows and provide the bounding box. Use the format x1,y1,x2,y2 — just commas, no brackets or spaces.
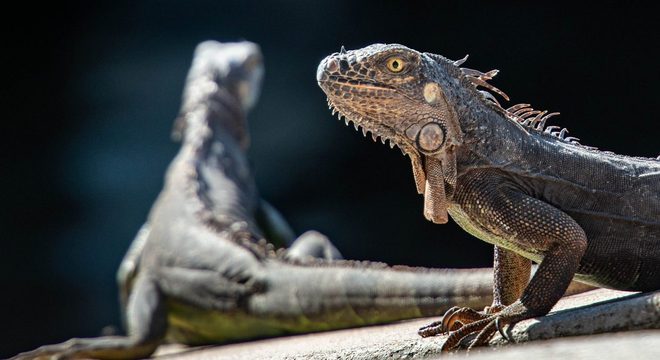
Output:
13,41,501,360
317,44,660,350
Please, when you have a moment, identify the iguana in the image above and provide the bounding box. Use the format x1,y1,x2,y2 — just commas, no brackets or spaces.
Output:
13,41,505,360
317,43,660,350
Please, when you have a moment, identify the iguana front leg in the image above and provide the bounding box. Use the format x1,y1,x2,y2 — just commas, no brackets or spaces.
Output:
256,200,296,248
285,230,344,261
420,170,587,350
256,200,343,261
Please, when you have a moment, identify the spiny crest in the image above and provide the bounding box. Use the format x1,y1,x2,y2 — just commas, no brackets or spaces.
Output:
281,255,391,268
280,255,474,273
504,103,585,146
454,56,590,148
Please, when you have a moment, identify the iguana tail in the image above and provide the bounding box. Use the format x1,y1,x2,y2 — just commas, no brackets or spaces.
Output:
247,262,493,334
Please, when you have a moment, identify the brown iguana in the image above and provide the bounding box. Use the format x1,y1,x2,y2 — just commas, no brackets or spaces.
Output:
317,43,660,350
12,41,505,360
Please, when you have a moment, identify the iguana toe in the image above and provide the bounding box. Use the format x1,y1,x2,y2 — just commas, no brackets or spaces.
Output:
445,306,490,332
418,306,490,337
441,316,495,351
417,318,444,337
466,319,500,350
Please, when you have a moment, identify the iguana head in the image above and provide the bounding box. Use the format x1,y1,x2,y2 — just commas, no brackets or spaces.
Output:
176,41,264,149
317,44,468,224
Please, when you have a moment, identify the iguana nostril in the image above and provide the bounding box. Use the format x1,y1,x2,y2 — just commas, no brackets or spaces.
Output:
339,59,349,72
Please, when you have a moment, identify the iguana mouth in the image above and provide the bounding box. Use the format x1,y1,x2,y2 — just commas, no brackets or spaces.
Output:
325,76,396,92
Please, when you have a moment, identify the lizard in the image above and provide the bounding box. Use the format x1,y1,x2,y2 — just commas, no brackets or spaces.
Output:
317,43,660,351
12,41,507,360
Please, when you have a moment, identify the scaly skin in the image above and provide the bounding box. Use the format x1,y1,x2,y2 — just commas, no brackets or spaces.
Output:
317,43,660,350
12,41,500,360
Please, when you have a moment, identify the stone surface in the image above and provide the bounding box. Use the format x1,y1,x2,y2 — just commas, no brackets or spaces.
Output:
437,330,660,360
153,289,660,359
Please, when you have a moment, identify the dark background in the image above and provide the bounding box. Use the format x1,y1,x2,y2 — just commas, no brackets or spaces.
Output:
2,1,658,357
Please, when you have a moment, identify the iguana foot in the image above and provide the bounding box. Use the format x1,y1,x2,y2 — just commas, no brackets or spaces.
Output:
418,303,504,337
11,337,158,360
419,301,532,351
419,307,486,337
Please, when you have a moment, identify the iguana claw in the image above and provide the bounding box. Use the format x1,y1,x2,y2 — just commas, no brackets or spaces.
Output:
495,316,510,341
417,318,444,337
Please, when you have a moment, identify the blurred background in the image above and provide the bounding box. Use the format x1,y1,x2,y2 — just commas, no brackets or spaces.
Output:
2,1,657,356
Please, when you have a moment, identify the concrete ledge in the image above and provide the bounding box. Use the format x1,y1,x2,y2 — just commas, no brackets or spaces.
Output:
154,289,660,359
492,288,660,345
442,330,660,360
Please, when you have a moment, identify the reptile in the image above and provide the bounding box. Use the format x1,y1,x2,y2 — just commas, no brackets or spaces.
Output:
317,43,660,350
13,41,510,360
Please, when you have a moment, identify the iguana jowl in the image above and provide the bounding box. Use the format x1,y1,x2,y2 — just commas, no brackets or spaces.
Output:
317,43,660,350
13,41,501,360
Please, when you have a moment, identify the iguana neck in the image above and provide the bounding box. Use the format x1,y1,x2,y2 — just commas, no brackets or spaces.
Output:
181,76,248,152
433,63,528,171
178,81,267,254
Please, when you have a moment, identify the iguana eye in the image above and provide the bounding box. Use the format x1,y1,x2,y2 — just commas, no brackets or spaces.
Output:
386,57,406,73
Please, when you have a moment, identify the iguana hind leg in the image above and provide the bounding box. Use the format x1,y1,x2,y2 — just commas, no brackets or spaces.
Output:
13,275,165,360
